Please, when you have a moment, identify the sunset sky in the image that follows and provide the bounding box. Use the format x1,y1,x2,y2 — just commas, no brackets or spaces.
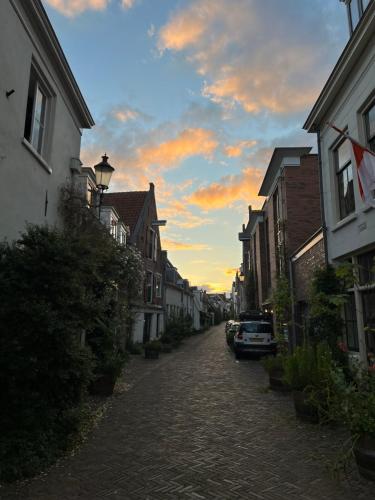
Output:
43,0,348,293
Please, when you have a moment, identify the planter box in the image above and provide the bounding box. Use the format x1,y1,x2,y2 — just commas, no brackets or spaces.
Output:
89,374,116,397
293,390,319,423
145,348,159,359
354,434,375,482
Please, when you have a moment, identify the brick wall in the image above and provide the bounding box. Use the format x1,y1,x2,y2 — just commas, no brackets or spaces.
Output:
292,236,325,303
284,154,321,258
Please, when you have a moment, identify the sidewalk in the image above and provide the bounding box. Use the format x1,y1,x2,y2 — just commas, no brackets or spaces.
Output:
2,325,373,499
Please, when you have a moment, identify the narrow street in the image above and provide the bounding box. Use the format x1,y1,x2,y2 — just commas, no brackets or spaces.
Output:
3,325,373,500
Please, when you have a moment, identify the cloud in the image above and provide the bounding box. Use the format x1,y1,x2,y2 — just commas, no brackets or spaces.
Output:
159,200,213,229
44,0,109,16
158,0,346,115
187,166,264,210
224,267,238,276
112,107,140,122
201,282,228,293
224,140,257,158
44,0,136,16
133,128,218,170
162,239,211,251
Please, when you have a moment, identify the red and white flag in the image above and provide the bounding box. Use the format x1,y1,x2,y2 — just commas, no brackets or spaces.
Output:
328,123,375,208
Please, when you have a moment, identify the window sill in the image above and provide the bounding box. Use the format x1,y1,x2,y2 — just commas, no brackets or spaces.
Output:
22,138,52,174
331,212,357,233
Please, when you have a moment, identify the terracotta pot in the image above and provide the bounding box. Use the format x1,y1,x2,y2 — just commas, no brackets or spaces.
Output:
292,390,319,423
145,348,159,359
354,434,375,481
89,374,116,397
269,368,290,393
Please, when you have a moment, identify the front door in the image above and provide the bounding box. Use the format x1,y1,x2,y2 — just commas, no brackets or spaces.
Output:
143,313,152,343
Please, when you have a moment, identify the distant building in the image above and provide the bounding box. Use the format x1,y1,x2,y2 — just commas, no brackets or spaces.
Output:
103,184,165,343
0,0,94,241
304,0,375,364
162,253,194,324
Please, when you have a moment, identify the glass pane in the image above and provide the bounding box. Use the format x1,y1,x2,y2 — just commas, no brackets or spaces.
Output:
363,290,375,353
365,103,375,141
31,86,46,153
358,249,375,285
350,0,360,29
338,163,355,219
362,0,370,10
337,140,351,169
344,294,359,351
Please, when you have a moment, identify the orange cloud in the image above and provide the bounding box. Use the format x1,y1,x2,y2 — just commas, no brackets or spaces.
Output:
187,167,264,210
201,282,228,293
158,6,206,51
45,0,108,16
224,140,257,158
162,239,211,251
158,0,335,115
134,128,218,170
224,267,238,276
113,108,139,122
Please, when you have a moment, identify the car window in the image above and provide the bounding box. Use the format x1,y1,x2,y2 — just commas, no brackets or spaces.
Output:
239,322,272,334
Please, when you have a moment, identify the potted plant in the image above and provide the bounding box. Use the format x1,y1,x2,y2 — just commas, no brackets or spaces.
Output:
90,351,125,397
144,340,162,359
342,372,375,481
262,354,290,392
283,342,334,423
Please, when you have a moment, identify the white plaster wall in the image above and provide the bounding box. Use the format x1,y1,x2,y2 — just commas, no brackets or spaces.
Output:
319,38,375,261
0,1,85,241
132,312,144,343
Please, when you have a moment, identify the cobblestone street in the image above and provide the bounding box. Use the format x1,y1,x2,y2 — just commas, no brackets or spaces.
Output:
2,324,374,500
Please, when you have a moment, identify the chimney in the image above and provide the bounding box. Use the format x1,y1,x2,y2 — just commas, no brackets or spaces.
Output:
248,205,252,217
149,182,154,192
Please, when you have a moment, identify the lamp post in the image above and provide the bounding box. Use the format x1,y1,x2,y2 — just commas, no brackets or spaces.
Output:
94,154,114,218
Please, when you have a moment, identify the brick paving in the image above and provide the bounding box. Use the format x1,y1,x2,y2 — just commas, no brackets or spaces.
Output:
2,324,374,499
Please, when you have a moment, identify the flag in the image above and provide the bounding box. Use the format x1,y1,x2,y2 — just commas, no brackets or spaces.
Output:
327,123,375,208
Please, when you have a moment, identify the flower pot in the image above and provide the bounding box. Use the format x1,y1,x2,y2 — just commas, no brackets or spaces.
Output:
145,348,159,359
354,434,375,481
269,368,290,393
292,390,319,423
89,374,116,397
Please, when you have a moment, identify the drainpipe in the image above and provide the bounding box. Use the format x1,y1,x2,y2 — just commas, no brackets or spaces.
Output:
317,127,328,266
288,256,296,351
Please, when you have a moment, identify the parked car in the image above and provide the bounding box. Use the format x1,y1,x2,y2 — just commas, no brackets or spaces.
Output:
226,322,239,346
225,319,235,333
233,320,276,358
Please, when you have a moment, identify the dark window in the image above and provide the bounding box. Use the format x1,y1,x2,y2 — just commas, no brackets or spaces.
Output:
335,139,355,219
358,249,375,285
147,228,154,258
145,272,153,303
24,67,48,155
239,322,273,334
363,290,375,353
343,293,359,351
365,102,375,153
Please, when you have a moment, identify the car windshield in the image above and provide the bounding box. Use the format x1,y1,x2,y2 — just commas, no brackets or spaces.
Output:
239,322,272,334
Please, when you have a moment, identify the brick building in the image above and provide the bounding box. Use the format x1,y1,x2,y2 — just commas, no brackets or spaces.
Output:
290,229,326,346
103,183,165,343
258,148,322,308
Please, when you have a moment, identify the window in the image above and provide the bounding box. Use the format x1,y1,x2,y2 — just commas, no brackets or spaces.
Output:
147,228,155,259
349,0,361,30
343,294,359,351
24,66,50,156
357,249,375,286
363,290,375,353
365,102,375,152
155,275,162,298
145,272,153,303
335,139,355,219
153,233,158,261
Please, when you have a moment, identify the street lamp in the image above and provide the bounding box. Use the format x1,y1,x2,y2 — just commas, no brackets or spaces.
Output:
94,154,115,217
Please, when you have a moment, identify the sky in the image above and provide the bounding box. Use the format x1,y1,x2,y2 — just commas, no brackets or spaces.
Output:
42,0,349,293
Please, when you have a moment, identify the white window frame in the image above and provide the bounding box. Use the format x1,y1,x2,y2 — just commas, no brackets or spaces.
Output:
24,63,54,160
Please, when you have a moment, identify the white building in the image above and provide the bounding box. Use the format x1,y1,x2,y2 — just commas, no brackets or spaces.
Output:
0,0,94,241
304,0,375,364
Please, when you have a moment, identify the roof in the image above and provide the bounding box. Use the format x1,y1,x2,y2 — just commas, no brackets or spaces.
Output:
304,2,375,132
19,1,94,128
258,147,312,196
103,191,148,234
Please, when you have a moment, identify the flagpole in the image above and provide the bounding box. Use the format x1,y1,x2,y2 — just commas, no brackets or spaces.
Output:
326,122,375,155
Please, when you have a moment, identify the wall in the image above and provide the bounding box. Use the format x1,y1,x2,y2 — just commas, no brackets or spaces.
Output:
292,235,325,303
0,1,85,241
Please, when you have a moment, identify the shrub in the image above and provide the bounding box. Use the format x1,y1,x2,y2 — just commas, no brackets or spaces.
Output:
144,340,162,352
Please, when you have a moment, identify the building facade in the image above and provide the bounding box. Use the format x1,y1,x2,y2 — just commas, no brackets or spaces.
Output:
0,0,93,241
304,0,375,364
103,183,165,343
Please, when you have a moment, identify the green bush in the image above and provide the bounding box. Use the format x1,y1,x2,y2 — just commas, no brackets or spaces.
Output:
261,354,285,374
144,340,162,352
0,226,94,482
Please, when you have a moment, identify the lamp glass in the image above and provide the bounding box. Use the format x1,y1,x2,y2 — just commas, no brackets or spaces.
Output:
95,164,114,189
